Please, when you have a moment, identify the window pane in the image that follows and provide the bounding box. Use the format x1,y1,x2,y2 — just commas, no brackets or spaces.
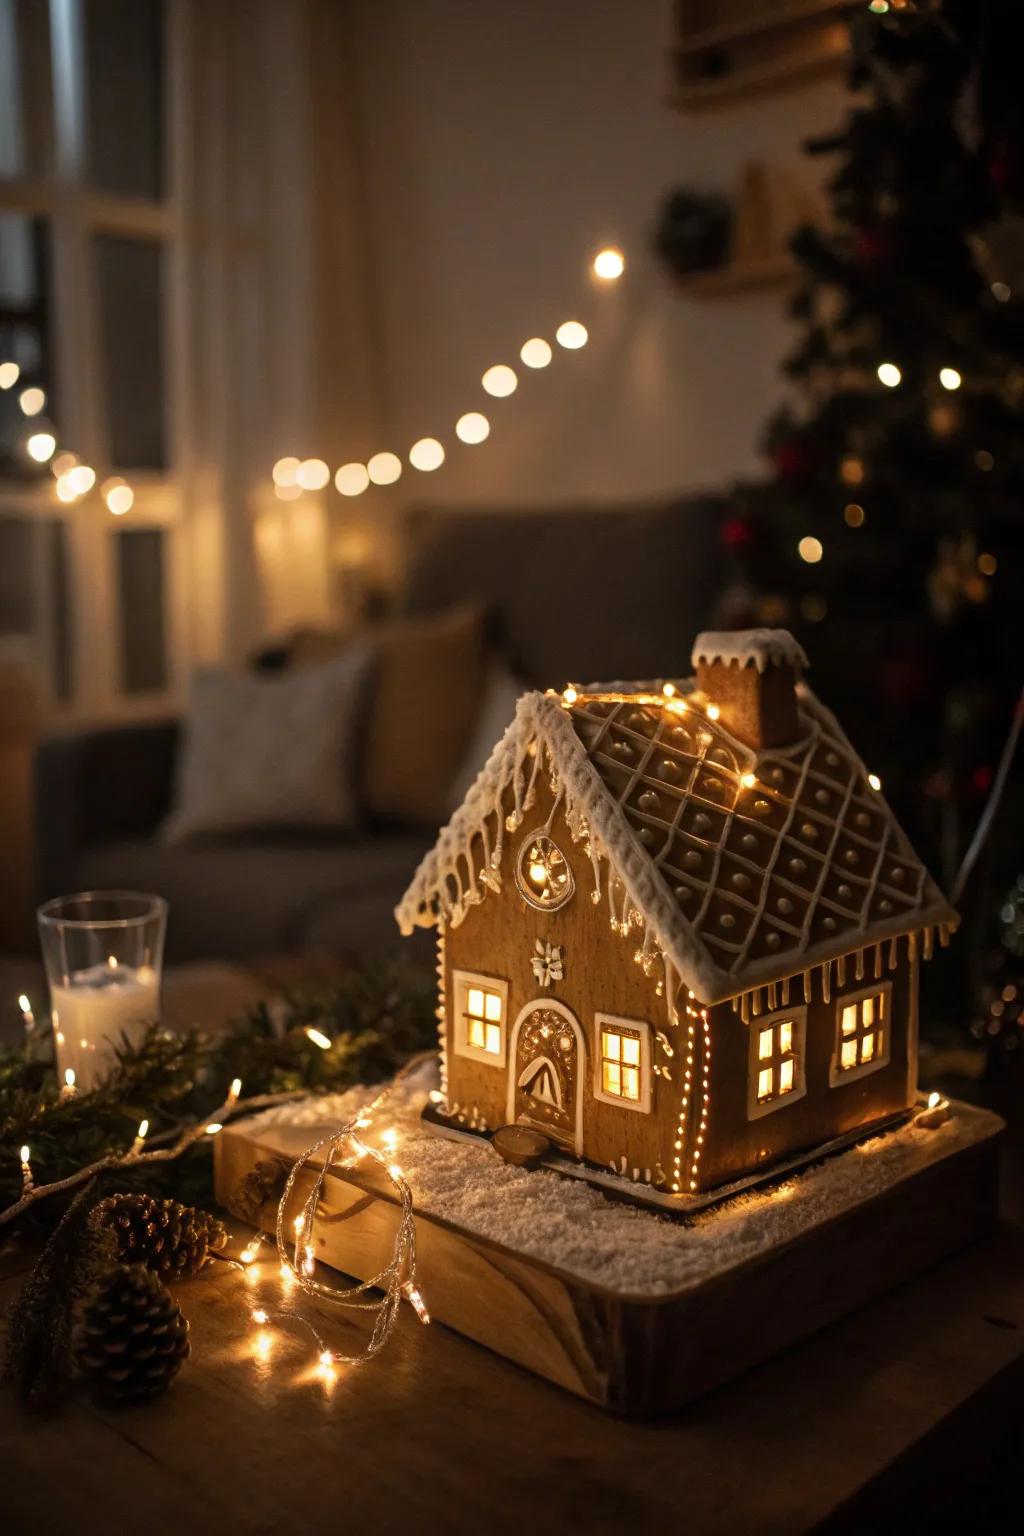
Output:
467,988,484,1018
94,235,166,469
484,991,502,1022
779,1060,794,1094
0,213,55,477
116,527,167,692
0,0,52,178
85,0,164,198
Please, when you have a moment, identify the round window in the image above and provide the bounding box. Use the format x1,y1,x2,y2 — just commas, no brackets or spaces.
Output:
515,832,575,911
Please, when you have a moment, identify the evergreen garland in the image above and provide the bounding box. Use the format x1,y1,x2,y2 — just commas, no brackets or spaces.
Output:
0,955,436,1237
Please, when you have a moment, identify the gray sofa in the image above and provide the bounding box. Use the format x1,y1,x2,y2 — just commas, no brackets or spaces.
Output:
35,498,727,962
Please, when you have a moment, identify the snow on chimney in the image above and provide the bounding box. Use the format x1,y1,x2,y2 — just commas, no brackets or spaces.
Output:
691,629,808,751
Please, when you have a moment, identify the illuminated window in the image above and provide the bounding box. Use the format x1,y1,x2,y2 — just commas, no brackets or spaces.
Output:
515,831,575,911
748,1008,807,1120
594,1014,651,1112
452,970,508,1067
830,985,891,1086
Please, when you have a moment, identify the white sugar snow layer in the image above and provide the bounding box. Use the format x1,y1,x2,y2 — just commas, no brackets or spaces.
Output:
244,1065,998,1297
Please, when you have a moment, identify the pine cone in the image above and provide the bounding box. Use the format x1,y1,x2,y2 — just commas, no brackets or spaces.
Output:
93,1194,227,1281
226,1157,290,1226
73,1265,190,1406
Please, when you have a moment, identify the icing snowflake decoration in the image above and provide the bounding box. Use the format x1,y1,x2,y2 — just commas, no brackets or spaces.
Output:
531,939,564,988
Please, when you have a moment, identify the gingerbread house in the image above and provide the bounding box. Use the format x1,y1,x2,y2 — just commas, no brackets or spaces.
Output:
396,630,957,1199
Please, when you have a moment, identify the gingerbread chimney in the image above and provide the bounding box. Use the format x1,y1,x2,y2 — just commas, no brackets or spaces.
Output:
691,629,808,750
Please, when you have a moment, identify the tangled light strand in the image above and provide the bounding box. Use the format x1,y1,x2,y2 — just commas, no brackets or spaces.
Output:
269,1052,435,1366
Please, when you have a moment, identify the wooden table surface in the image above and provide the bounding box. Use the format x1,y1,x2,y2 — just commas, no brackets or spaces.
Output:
2,1220,1023,1536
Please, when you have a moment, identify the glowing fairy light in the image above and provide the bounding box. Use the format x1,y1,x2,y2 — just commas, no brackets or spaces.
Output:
555,320,588,350
0,361,20,389
455,411,490,445
103,478,134,515
798,535,824,564
18,385,45,416
481,364,517,398
65,465,95,495
939,366,962,391
868,773,882,791
334,462,369,496
740,771,757,788
205,1122,223,1136
367,451,402,485
592,247,625,281
27,431,56,463
251,1308,269,1325
296,458,330,491
19,1145,32,1192
408,437,445,472
927,1090,940,1109
305,1027,332,1050
272,456,300,487
561,684,578,706
228,1077,243,1104
662,682,676,698
706,704,720,720
520,337,551,368
380,1127,399,1153
876,362,901,388
17,994,34,1031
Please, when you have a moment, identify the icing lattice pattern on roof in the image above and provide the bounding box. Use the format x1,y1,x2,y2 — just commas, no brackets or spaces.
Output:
570,686,939,981
395,682,957,1005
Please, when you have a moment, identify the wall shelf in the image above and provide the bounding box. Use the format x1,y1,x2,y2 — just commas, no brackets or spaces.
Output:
672,0,853,112
673,253,797,298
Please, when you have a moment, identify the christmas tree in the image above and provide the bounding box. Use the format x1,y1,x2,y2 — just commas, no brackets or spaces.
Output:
729,0,1024,1025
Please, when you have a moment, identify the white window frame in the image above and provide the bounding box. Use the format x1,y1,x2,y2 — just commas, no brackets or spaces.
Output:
747,1005,808,1120
829,981,892,1087
0,0,188,722
451,969,509,1068
593,1013,653,1114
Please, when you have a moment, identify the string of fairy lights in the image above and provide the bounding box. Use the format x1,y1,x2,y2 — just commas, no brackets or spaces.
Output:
0,359,136,516
269,245,626,501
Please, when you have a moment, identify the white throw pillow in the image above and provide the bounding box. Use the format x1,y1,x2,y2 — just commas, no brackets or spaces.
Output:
447,664,524,812
163,649,371,843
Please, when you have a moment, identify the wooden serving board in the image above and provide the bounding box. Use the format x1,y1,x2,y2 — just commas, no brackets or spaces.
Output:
214,1103,1002,1416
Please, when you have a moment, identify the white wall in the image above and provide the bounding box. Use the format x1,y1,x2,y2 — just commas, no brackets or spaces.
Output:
342,0,842,516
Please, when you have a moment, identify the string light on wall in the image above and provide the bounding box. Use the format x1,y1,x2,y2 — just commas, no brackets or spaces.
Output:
409,437,445,472
481,364,518,398
367,451,402,485
269,244,615,498
520,337,552,368
103,478,135,516
335,462,370,497
876,362,901,388
455,411,490,445
0,361,20,389
592,247,625,281
939,366,962,391
555,320,588,350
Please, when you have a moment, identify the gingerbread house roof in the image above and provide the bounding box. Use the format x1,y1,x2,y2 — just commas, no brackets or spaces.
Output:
396,656,957,1009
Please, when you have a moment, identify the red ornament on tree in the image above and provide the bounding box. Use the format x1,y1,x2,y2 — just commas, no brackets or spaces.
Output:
854,223,895,274
722,515,754,552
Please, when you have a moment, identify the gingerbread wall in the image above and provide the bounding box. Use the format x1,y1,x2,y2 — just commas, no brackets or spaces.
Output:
442,777,683,1186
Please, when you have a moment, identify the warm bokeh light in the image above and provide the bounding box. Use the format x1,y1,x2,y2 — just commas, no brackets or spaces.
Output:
19,385,45,415
334,462,370,496
868,773,882,791
66,465,95,495
52,450,78,477
455,411,490,445
798,535,824,564
0,361,20,389
840,456,865,486
103,479,134,515
409,437,445,472
520,337,552,369
876,362,901,388
978,551,997,576
975,449,994,471
274,483,302,502
27,431,56,462
481,364,517,398
556,320,588,350
939,366,962,391
593,247,625,281
296,458,330,490
55,476,78,503
843,502,865,527
272,456,300,487
367,451,402,485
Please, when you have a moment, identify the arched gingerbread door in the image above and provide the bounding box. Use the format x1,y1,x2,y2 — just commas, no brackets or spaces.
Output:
507,1000,584,1155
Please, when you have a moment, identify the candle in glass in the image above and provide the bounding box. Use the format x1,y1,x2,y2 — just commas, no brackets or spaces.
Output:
38,892,167,1090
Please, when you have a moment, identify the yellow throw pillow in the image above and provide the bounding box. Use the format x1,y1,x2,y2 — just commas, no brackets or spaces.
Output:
365,604,487,828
